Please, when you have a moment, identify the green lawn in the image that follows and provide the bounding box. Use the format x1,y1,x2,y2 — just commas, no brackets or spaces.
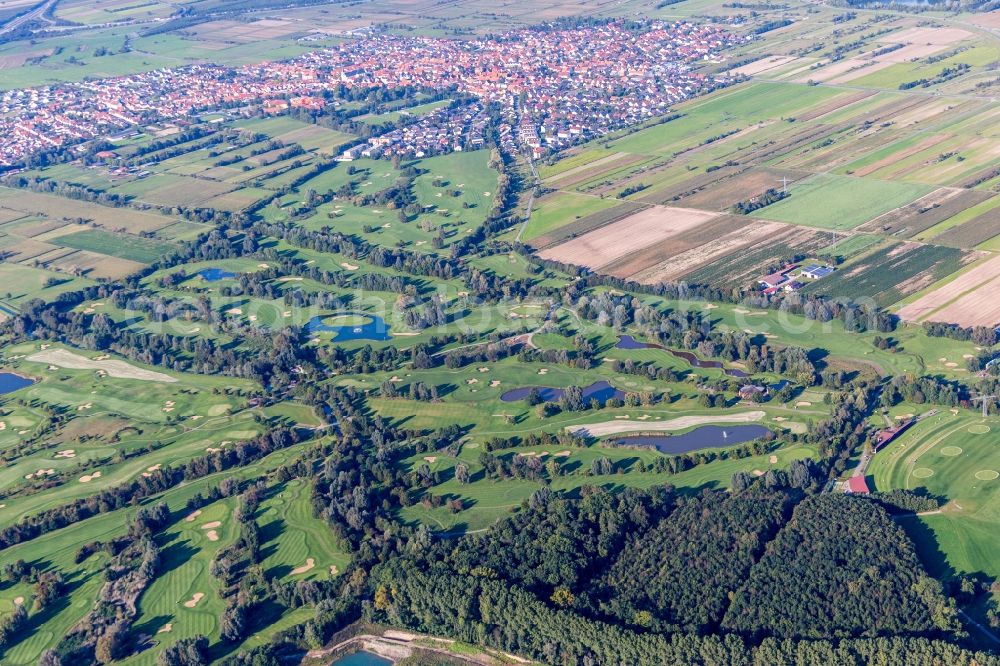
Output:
750,173,933,230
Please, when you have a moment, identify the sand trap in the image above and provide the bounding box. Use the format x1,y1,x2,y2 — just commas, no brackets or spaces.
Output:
226,308,243,315
466,378,478,385
569,411,766,437
963,354,975,359
55,449,76,458
13,597,23,605
201,521,221,529
478,367,489,372
752,469,765,477
945,362,958,368
183,593,205,608
330,565,339,575
79,471,102,483
554,450,572,457
340,262,359,270
538,368,548,375
769,455,778,464
795,401,812,407
185,510,202,522
157,623,172,634
490,380,501,387
205,530,219,541
773,417,787,422
423,456,437,463
28,349,176,383
292,558,315,575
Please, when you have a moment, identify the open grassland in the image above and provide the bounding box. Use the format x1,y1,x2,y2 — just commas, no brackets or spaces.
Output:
749,174,934,231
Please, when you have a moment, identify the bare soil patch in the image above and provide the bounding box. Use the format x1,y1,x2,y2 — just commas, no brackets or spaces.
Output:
27,348,176,382
538,205,719,270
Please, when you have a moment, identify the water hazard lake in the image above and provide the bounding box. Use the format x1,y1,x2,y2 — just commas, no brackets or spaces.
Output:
306,313,392,341
613,424,771,455
0,372,35,394
616,335,748,378
500,380,626,406
330,651,393,666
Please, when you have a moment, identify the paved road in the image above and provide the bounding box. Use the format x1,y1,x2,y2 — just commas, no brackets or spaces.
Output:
0,0,55,37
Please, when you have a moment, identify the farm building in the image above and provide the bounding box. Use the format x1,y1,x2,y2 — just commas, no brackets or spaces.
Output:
802,264,835,279
759,268,793,289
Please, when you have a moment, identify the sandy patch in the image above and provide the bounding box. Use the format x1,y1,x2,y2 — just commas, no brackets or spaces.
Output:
423,456,437,463
292,558,315,575
157,623,173,634
330,565,339,575
569,411,766,437
79,471,102,483
226,308,243,315
205,530,219,541
28,349,176,383
752,469,765,477
478,367,489,372
538,368,548,375
201,521,221,529
183,592,205,608
340,262,359,270
490,380,501,387
13,597,23,605
55,449,76,458
466,378,478,385
795,401,812,407
769,455,778,464
185,510,202,522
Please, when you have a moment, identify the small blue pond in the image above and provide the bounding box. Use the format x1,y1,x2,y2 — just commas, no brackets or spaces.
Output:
501,380,626,406
198,268,237,281
613,424,771,455
0,372,35,394
306,313,391,341
331,652,392,666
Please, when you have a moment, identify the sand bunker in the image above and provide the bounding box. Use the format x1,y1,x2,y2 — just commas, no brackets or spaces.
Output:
13,597,23,605
157,623,173,634
205,530,219,541
340,262,359,270
490,380,501,387
226,308,243,315
330,565,339,575
183,592,204,608
538,368,548,375
569,411,766,437
202,521,221,529
423,456,437,463
292,558,315,575
79,471,102,483
28,349,176,383
185,510,202,522
769,455,778,464
55,449,76,459
795,401,812,407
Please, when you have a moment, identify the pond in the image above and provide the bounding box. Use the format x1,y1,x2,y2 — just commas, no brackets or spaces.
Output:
306,313,392,342
0,372,35,395
612,424,772,455
501,380,626,406
198,267,237,281
616,335,748,378
330,652,393,666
